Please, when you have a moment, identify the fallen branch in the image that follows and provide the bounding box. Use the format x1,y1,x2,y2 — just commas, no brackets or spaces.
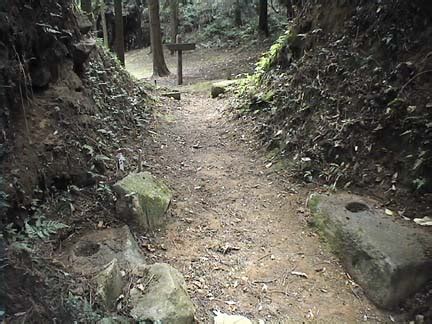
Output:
398,70,432,96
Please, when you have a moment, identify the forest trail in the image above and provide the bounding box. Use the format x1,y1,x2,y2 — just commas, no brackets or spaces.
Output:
125,49,388,322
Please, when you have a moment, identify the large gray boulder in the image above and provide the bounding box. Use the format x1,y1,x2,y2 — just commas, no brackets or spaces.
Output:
309,193,432,309
113,172,172,230
66,225,145,274
129,263,195,323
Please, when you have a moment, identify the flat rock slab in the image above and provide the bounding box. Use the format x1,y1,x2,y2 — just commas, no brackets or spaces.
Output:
113,172,172,230
66,225,145,275
309,193,432,309
162,92,181,100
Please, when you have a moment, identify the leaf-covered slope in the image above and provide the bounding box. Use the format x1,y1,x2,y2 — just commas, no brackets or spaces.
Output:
237,0,432,218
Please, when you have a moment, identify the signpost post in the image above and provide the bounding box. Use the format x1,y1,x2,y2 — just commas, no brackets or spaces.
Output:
165,36,196,85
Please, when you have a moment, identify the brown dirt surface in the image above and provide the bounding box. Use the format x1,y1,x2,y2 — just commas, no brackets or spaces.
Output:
126,51,395,322
126,44,271,85
136,94,392,322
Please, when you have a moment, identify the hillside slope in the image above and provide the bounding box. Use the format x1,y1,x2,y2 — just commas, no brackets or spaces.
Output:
0,1,152,321
237,0,432,219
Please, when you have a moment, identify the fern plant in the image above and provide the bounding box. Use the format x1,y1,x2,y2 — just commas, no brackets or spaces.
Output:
24,216,69,240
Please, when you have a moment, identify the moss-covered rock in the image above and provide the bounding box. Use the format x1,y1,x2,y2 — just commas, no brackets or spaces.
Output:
211,80,238,98
129,263,195,323
308,193,432,309
113,172,172,230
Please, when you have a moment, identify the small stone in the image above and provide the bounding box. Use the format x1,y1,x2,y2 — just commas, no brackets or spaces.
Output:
76,12,92,34
415,314,425,324
214,312,252,324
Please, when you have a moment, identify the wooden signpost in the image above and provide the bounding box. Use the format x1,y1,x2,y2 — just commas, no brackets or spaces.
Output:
165,35,196,85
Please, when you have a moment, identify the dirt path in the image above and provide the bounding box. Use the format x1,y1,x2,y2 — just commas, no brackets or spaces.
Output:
126,45,269,85
134,93,388,322
126,49,389,322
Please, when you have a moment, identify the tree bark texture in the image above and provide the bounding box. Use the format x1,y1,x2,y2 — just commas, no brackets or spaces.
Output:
81,0,92,15
234,0,242,27
169,0,179,55
114,0,125,65
148,0,170,76
258,0,269,37
101,1,109,47
286,0,294,18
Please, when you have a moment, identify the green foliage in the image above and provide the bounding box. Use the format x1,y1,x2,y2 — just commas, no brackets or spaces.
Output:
24,216,68,240
5,213,68,242
179,2,200,32
234,28,297,110
65,293,102,322
256,29,296,76
413,178,427,191
179,0,287,47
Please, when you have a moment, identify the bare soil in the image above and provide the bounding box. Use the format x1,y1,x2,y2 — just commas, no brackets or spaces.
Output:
126,49,392,322
126,44,270,84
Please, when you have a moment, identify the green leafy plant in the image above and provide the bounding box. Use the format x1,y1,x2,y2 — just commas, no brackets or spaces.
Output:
6,214,68,242
413,178,427,191
24,216,68,240
256,29,296,76
65,293,101,322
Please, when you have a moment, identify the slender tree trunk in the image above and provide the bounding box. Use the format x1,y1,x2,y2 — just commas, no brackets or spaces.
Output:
93,0,100,30
169,0,179,55
136,0,144,48
234,0,242,27
101,1,109,47
286,0,293,19
81,0,92,15
148,0,170,76
258,0,269,37
114,0,125,65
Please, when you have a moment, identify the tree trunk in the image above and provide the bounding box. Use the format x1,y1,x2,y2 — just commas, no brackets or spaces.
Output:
81,0,92,15
136,0,144,48
234,0,242,27
286,0,294,19
258,0,269,37
114,0,125,65
148,0,170,76
101,2,109,47
169,0,179,55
